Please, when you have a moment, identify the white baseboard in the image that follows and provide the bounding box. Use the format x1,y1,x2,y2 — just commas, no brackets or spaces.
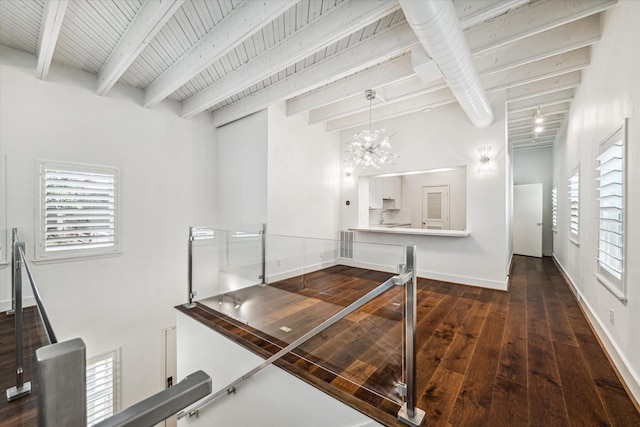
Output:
417,269,508,291
324,259,509,291
553,255,640,405
0,296,36,312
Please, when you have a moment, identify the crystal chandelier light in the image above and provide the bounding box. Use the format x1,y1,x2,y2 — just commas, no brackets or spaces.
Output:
345,90,397,169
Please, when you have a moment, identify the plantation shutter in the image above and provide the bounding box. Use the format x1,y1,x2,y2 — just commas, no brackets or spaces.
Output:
568,167,579,239
86,350,118,426
551,186,558,231
40,162,118,257
593,121,627,302
595,122,625,296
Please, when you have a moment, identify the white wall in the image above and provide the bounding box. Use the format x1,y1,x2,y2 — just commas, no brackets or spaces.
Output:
215,110,268,229
267,102,341,240
176,311,383,427
214,101,341,239
505,142,514,271
552,0,640,401
341,93,510,289
0,46,216,410
513,147,553,256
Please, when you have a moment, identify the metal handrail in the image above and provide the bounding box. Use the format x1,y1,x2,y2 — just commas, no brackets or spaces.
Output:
94,370,212,427
17,245,57,344
178,274,399,420
6,228,58,402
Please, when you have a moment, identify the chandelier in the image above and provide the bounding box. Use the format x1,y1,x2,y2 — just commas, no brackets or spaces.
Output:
345,90,397,169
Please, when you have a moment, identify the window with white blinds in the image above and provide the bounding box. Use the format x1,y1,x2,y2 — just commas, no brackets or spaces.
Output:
595,120,626,301
0,154,7,264
551,185,558,232
87,349,118,426
37,161,119,260
568,166,580,244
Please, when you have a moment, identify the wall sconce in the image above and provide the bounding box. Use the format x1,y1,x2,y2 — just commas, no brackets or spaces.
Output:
344,167,354,184
477,145,493,173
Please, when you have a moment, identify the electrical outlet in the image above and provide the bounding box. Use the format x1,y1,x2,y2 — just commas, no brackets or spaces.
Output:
277,259,281,267
609,309,615,325
319,252,324,259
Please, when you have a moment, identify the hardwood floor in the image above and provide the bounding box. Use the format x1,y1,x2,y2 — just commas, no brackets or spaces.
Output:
4,256,636,426
0,307,49,427
183,256,640,426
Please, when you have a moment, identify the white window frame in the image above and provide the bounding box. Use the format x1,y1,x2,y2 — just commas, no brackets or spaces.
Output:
568,165,580,246
595,119,627,303
36,160,120,262
87,348,120,426
0,154,7,265
551,184,558,232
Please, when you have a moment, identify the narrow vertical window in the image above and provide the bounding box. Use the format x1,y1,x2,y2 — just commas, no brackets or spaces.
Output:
595,120,626,302
568,165,580,244
551,185,558,232
87,349,119,426
37,161,119,261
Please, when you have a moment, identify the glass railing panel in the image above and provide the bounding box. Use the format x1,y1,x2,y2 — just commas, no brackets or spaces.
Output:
190,225,264,303
189,228,408,407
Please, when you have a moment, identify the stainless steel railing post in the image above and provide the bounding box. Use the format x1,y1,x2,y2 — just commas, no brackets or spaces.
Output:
186,227,215,308
7,228,18,315
406,245,417,415
398,245,425,426
36,338,86,426
260,223,266,284
6,239,31,401
186,226,196,308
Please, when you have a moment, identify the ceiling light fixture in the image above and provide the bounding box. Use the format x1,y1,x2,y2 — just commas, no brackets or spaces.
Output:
345,90,397,169
534,106,544,124
534,125,545,133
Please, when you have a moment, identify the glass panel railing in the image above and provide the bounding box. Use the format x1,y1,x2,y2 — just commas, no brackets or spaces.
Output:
188,225,265,306
187,227,410,411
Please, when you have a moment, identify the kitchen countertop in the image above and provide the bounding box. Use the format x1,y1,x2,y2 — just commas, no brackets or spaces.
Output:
374,222,412,228
351,226,470,237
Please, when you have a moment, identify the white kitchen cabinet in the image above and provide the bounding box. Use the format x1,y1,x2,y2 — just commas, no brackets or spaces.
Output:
381,176,402,209
368,177,383,209
369,176,402,210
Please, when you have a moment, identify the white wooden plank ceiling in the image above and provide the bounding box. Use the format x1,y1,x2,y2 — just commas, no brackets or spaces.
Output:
0,0,619,151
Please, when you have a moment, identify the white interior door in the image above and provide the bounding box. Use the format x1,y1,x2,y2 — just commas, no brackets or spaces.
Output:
513,183,543,257
422,185,450,229
162,327,177,427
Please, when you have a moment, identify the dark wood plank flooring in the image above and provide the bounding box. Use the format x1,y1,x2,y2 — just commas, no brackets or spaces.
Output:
0,306,49,427
5,257,636,426
184,256,640,426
